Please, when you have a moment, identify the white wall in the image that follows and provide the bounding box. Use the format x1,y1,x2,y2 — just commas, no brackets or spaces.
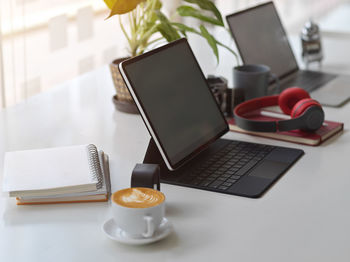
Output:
215,0,347,32
0,6,5,108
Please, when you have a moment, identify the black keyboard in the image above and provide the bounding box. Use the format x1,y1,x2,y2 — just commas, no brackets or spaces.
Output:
172,141,275,192
282,70,336,92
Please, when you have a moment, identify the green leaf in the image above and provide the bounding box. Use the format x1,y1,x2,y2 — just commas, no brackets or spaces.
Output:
155,10,181,42
172,23,198,37
199,25,219,63
177,6,223,26
173,23,238,63
172,23,199,34
144,0,162,14
139,23,158,47
184,0,223,26
154,0,162,10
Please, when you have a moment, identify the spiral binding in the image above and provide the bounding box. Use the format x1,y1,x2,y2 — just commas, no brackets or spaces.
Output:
86,144,103,189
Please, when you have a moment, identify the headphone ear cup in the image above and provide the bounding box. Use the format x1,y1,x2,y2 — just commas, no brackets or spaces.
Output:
291,99,324,131
278,87,310,115
291,99,321,118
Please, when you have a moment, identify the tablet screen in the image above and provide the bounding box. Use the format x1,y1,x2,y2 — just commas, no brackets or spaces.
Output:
120,39,228,169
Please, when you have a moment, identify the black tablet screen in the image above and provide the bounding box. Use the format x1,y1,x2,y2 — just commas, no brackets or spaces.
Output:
122,39,228,168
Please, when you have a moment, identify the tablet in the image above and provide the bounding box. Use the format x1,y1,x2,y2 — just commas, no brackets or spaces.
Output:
119,38,228,170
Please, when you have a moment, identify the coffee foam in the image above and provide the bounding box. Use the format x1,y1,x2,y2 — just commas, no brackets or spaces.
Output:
113,188,165,208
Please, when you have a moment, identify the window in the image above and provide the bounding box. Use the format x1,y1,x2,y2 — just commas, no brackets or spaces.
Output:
0,0,344,107
0,0,126,107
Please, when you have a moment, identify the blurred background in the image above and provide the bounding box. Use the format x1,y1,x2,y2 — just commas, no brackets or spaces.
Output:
0,0,347,107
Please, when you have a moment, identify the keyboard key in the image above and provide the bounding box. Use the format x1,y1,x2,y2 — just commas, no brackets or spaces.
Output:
226,178,237,183
223,182,233,187
208,173,220,178
218,186,229,191
235,160,259,176
208,180,223,188
199,180,212,187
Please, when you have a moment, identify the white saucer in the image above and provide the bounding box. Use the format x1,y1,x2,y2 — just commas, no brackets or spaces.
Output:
102,217,173,245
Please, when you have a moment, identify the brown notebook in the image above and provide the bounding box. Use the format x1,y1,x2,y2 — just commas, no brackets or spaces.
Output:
227,110,344,146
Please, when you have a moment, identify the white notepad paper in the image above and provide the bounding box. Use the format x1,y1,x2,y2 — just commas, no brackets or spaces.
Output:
2,144,103,197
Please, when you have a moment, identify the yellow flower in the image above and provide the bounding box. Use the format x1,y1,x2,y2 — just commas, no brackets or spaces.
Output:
105,0,145,17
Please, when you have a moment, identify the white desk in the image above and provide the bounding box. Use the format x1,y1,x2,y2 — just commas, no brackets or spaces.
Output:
1,14,350,262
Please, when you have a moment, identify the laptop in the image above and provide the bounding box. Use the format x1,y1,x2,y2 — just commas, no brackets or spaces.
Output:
226,1,350,107
119,38,303,198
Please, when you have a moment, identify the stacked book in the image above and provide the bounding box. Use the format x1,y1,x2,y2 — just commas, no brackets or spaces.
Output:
2,144,111,205
227,109,343,146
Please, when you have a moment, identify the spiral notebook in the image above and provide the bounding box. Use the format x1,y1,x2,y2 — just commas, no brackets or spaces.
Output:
2,144,111,204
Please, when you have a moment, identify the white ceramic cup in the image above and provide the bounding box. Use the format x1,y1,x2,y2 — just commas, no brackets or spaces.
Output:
111,187,165,238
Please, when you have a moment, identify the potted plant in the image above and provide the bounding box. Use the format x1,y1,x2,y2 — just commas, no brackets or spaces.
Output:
104,0,237,113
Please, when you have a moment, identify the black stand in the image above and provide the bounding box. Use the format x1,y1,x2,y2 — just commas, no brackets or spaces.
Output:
143,138,173,179
130,163,160,190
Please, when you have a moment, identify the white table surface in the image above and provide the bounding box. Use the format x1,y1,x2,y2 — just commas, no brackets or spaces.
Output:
1,10,350,262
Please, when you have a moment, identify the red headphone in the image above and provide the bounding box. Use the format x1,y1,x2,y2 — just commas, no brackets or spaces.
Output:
234,87,325,132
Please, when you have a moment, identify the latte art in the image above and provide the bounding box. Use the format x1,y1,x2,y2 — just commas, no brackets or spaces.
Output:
122,189,157,204
113,188,165,208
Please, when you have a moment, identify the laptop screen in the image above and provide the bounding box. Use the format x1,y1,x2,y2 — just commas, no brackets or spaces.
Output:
120,39,228,170
226,2,298,78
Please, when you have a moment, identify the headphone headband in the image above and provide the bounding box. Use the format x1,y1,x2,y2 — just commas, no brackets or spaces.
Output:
234,95,279,115
234,95,310,132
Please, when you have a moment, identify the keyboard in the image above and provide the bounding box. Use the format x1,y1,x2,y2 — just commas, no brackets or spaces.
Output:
281,70,336,92
167,140,275,192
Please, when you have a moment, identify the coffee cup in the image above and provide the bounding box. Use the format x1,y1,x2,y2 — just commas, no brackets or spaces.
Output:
233,64,279,104
111,187,165,238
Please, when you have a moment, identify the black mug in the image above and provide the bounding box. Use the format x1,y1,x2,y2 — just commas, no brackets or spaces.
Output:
233,64,279,105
